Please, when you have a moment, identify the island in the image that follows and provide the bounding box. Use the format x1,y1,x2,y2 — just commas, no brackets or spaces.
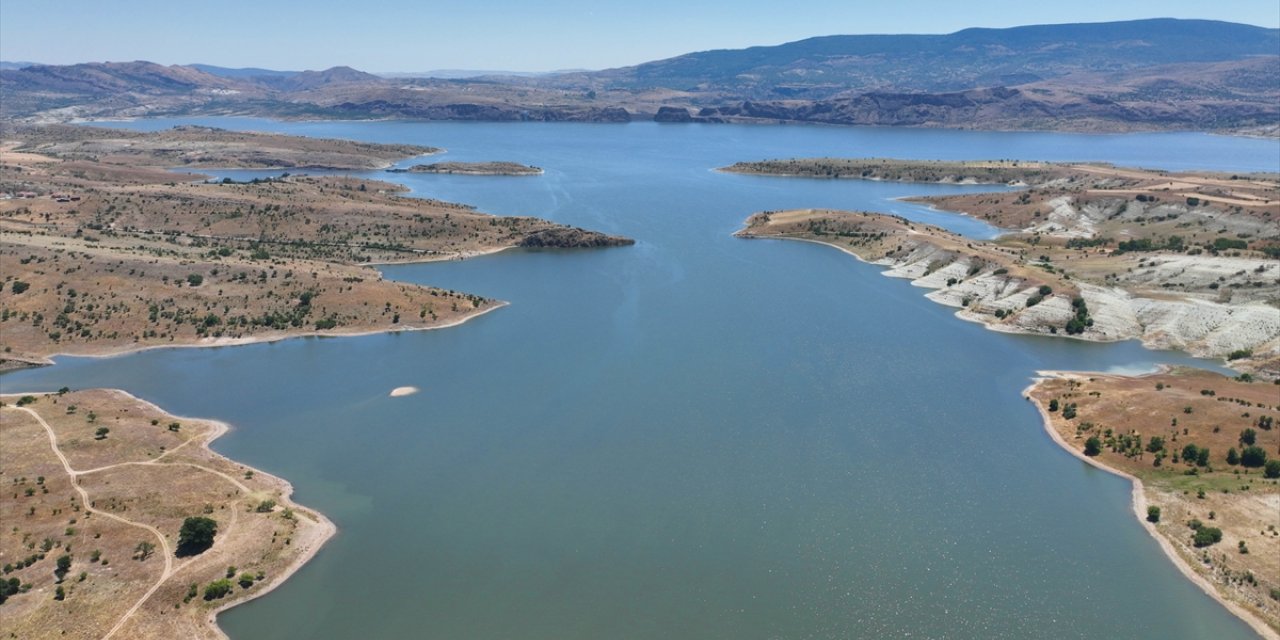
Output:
387,161,543,176
0,126,632,368
0,389,333,639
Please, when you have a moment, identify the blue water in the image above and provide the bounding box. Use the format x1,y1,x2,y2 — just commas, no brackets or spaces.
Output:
6,119,1277,639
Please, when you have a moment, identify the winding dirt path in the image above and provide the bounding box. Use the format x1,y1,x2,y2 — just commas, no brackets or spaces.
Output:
6,404,252,640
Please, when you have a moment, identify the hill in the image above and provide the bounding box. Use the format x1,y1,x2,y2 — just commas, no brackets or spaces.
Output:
1,19,1277,133
589,19,1279,97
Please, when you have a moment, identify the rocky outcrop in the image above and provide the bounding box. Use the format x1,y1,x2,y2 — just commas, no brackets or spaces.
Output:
654,106,693,123
326,101,631,123
518,228,635,249
870,243,1280,366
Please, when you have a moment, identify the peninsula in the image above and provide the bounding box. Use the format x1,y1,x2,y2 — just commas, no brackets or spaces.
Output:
0,389,334,639
1027,369,1280,637
0,125,632,366
728,159,1280,376
388,161,543,176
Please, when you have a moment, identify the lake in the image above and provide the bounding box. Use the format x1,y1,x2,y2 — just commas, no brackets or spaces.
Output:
5,119,1278,639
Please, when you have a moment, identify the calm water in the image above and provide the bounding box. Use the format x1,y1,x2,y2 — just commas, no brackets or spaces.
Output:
6,120,1279,639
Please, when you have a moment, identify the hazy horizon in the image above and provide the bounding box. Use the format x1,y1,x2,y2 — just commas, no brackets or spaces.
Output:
2,0,1277,73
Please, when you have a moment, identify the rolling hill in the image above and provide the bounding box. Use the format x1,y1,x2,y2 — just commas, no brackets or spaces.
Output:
1,19,1276,133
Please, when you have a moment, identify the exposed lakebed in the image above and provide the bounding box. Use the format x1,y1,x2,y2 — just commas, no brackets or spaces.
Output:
5,119,1278,639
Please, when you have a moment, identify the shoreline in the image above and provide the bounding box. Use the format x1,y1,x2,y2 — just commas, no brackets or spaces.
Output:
360,243,517,266
101,392,339,639
0,389,338,639
742,227,1270,636
734,230,1248,368
1023,372,1278,640
5,301,509,369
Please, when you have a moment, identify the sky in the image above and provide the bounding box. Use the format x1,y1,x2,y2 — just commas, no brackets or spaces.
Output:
2,0,1277,72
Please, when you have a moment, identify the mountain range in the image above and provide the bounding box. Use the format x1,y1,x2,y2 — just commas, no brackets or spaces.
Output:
2,18,1277,133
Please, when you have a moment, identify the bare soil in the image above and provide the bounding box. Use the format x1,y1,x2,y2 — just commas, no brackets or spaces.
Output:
1028,369,1280,635
0,389,334,640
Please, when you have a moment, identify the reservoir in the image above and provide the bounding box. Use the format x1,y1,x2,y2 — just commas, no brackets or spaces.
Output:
5,119,1278,639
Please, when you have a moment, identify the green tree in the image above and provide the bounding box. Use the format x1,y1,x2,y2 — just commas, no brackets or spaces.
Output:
177,517,218,556
1240,446,1267,468
1227,448,1240,465
1193,527,1223,547
54,555,71,582
1181,443,1200,464
94,427,110,440
133,541,155,561
1084,436,1102,457
1195,447,1210,467
1146,436,1165,453
1265,460,1280,479
1146,506,1161,523
1240,428,1257,446
203,579,232,600
186,274,204,287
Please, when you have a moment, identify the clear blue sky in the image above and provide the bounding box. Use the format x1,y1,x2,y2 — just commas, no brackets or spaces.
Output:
2,0,1277,72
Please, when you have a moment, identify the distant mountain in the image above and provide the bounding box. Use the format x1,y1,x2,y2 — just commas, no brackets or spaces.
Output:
253,66,382,91
1,19,1276,134
584,18,1280,98
188,64,299,79
378,69,571,79
0,61,40,70
0,61,249,118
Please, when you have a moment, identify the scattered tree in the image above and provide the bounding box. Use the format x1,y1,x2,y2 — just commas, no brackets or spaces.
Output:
1265,460,1280,479
134,541,155,561
203,579,232,601
54,555,71,582
1193,526,1223,548
177,517,218,556
1241,446,1267,468
1084,436,1102,457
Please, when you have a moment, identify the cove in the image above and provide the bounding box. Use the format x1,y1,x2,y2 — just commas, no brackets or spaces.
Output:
4,119,1278,639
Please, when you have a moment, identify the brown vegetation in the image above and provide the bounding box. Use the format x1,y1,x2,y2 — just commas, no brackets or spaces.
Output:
1028,369,1280,635
0,389,333,639
0,126,631,362
9,124,440,170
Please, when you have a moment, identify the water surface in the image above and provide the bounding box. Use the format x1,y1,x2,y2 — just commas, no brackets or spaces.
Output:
6,120,1277,639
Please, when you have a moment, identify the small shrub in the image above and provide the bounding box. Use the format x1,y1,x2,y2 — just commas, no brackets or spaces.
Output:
203,579,232,601
1192,527,1223,547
